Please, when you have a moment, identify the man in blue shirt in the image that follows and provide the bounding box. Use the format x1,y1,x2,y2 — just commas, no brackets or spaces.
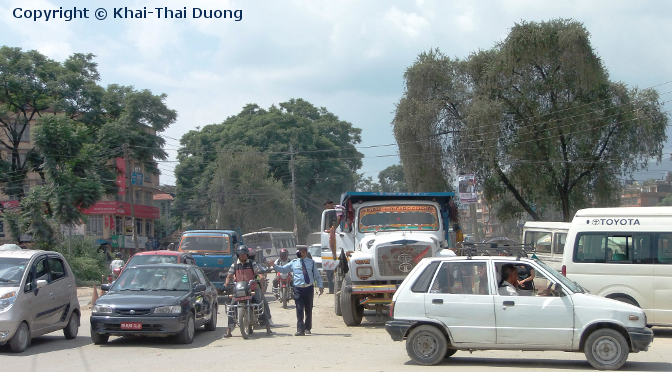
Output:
270,246,324,336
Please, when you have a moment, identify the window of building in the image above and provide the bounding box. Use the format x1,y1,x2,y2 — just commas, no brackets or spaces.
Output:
145,192,153,206
161,202,166,216
0,219,4,237
134,165,142,173
145,219,152,237
86,216,104,237
11,124,30,142
23,184,30,196
134,190,141,203
144,170,151,182
136,218,143,236
115,216,123,235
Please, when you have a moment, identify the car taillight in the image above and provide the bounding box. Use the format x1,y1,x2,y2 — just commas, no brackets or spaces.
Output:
561,265,566,276
389,301,395,318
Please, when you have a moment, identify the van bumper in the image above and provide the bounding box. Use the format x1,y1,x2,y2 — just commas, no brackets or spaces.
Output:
385,320,416,341
627,327,654,352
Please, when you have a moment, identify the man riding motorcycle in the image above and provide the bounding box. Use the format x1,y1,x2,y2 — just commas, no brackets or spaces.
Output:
247,247,273,325
109,252,125,280
223,245,273,337
272,248,292,300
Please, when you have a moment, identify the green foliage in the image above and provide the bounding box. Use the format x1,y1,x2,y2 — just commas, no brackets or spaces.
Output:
52,236,108,283
393,19,668,222
658,193,672,206
355,173,381,192
378,165,408,192
175,99,363,230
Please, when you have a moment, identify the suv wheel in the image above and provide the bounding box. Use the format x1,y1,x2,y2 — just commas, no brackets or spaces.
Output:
406,325,448,366
64,312,79,339
9,322,30,353
584,328,629,370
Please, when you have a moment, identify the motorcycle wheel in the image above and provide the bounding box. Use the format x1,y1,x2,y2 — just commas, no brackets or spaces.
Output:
247,307,254,334
282,287,288,309
238,307,249,340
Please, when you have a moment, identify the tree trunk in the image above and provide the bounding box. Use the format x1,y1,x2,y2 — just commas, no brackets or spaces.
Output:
494,164,541,221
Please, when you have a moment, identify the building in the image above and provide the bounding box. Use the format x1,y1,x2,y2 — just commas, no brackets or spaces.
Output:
620,174,672,207
153,192,174,239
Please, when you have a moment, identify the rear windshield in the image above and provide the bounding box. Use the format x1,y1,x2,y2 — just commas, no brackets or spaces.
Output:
127,255,178,266
0,257,29,286
179,235,230,253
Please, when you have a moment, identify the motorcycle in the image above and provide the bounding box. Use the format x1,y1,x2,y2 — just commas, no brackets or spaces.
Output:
107,267,122,284
226,280,264,339
273,271,293,309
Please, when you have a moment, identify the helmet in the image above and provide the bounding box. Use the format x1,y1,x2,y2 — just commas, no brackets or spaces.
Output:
115,252,122,259
236,245,250,257
279,248,289,260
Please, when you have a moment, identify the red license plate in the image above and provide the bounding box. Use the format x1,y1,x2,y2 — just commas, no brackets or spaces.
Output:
121,322,142,330
234,296,252,301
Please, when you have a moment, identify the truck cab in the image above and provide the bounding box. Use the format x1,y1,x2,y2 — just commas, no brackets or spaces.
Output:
321,192,456,326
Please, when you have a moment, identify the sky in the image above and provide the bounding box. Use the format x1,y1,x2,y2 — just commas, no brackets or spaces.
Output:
1,0,671,186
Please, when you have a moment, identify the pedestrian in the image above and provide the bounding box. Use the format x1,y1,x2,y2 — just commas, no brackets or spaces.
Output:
269,246,324,336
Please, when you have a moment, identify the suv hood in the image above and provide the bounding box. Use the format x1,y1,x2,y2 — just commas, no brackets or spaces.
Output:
97,291,186,307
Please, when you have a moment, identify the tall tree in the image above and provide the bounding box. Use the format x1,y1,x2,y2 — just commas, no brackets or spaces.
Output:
393,19,668,222
378,164,408,192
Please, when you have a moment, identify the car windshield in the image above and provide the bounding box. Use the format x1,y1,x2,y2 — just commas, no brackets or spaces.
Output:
308,247,321,258
112,266,191,291
179,235,230,253
0,258,29,285
127,255,178,266
534,259,583,293
358,205,439,232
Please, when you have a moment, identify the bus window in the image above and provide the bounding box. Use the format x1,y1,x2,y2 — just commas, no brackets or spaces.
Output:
656,234,672,264
575,234,607,263
554,233,567,254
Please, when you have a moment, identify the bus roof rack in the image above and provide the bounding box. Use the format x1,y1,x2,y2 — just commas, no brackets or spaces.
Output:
461,242,536,260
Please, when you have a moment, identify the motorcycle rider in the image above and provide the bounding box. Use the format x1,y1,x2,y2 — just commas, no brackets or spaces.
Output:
109,252,125,280
223,245,273,337
247,247,273,325
272,248,292,300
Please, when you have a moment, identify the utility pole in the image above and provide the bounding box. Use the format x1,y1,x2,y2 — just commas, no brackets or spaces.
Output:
290,145,298,235
123,143,140,251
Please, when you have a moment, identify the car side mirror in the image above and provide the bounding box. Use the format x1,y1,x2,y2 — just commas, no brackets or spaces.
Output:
101,283,111,291
194,284,206,292
554,283,565,296
36,279,48,289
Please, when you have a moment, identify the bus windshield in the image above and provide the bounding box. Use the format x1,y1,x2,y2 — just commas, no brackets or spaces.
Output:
179,235,230,253
358,205,439,233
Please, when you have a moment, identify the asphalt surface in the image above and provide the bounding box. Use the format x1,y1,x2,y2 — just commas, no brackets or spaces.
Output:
2,287,672,372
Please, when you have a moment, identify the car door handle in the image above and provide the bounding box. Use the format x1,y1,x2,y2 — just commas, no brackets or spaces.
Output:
503,301,515,307
49,292,53,298
432,299,443,304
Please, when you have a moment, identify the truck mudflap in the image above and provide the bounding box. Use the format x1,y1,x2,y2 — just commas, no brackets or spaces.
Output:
386,320,416,341
627,327,654,352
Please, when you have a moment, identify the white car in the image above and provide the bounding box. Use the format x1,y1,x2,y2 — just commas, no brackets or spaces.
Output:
386,253,653,370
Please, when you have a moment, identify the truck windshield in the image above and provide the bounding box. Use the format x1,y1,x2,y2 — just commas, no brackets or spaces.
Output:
179,235,230,253
358,205,439,233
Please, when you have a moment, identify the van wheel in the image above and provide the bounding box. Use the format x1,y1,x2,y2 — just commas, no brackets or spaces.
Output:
9,322,30,353
584,328,629,370
406,325,448,366
64,312,79,339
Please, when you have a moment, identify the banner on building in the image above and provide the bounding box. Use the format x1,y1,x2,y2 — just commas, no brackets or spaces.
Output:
458,174,477,204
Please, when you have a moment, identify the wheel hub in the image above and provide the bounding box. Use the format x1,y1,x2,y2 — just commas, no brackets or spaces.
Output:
593,336,621,365
414,335,438,358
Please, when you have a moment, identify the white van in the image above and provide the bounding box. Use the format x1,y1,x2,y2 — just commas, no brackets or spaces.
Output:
522,221,570,270
562,207,672,326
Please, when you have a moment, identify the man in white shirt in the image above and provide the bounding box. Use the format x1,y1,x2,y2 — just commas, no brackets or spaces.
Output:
498,264,519,296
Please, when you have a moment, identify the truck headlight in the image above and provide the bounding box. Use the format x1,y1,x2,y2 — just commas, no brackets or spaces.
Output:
356,266,373,279
92,305,113,314
0,292,17,313
154,305,182,314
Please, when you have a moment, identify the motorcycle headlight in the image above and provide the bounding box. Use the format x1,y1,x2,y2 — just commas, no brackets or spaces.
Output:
92,304,113,314
0,292,17,313
154,305,182,314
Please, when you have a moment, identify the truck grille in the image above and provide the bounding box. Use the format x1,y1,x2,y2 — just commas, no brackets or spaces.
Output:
377,244,432,277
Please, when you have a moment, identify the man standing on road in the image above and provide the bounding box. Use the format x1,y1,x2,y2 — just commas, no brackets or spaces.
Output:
270,246,324,336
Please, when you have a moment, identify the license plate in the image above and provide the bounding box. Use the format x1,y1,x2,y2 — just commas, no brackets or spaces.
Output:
121,322,142,330
234,296,252,301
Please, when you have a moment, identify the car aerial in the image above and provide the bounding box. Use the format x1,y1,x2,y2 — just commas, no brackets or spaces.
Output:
90,264,218,345
122,250,196,273
0,250,81,353
385,246,653,370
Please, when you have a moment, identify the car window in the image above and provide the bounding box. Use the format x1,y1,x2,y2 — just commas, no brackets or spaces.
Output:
430,261,489,295
189,269,202,287
48,257,67,281
411,261,440,293
25,257,48,292
194,269,208,285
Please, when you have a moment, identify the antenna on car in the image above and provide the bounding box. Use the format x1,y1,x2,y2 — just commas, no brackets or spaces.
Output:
461,242,535,260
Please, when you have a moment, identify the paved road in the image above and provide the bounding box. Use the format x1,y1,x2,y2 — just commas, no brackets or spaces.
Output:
3,291,672,372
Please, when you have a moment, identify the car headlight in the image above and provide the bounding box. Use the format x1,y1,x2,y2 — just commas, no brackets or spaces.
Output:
153,305,182,314
0,292,17,313
92,305,113,314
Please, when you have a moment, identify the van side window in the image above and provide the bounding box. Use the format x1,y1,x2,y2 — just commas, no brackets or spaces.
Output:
656,234,672,264
575,234,607,263
633,235,653,264
525,231,552,253
575,233,652,264
554,233,567,254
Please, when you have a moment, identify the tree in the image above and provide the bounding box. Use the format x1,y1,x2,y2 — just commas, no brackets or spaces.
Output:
354,173,381,192
175,99,363,230
393,19,668,222
378,164,408,192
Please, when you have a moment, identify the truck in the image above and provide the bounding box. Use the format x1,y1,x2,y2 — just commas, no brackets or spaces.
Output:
177,229,242,297
321,192,457,326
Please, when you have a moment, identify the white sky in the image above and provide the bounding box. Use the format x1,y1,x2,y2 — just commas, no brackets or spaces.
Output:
1,0,671,185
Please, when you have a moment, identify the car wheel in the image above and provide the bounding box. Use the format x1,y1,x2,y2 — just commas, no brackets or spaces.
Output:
90,329,109,345
176,313,195,344
406,325,448,366
9,322,30,353
584,328,629,370
445,348,457,359
63,312,79,339
204,305,218,331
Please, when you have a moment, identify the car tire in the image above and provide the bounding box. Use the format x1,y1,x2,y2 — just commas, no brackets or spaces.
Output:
406,325,448,366
204,305,218,331
9,322,30,353
584,328,629,370
176,313,195,344
90,330,109,345
334,269,342,316
445,348,457,359
340,275,363,326
63,312,79,339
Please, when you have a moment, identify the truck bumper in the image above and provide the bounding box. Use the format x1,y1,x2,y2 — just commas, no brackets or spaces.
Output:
627,327,654,352
385,320,416,341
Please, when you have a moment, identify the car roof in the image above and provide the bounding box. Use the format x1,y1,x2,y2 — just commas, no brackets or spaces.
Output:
0,249,51,259
126,263,195,269
131,250,184,257
425,256,537,263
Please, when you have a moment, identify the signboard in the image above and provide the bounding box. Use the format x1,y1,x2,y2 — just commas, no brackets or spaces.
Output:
131,172,143,185
59,224,86,236
111,235,124,248
110,234,148,248
82,201,160,219
458,174,477,204
1,200,20,209
117,158,126,195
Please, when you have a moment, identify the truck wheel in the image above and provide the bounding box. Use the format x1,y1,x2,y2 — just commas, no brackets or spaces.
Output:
334,270,342,316
340,275,363,326
406,325,448,366
584,328,629,370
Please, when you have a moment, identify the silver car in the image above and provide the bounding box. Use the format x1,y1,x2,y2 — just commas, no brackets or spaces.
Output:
0,250,80,352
